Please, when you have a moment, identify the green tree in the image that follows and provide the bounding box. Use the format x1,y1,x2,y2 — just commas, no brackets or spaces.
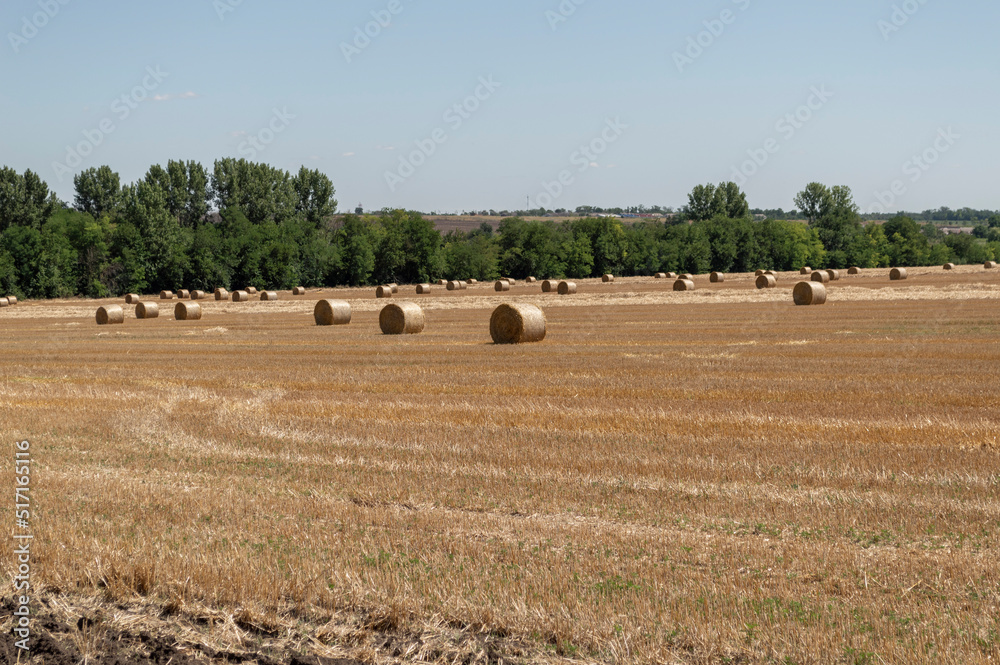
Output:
293,167,338,228
0,167,58,231
74,166,122,220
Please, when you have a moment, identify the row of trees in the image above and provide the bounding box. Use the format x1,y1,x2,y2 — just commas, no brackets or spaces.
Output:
1,165,997,300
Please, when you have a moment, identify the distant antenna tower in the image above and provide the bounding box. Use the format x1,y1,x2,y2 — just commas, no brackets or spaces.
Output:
355,203,363,214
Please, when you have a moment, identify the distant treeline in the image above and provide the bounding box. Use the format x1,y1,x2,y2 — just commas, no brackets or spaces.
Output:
1,163,998,299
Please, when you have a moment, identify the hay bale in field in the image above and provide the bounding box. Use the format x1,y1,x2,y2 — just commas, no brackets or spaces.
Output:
379,302,424,335
160,290,175,300
232,291,249,302
679,273,694,280
292,286,306,296
764,270,776,277
541,280,555,292
446,281,460,291
756,275,777,289
890,268,908,281
388,283,399,294
710,272,725,283
468,279,478,285
525,277,536,283
175,302,202,321
96,305,124,325
943,263,955,271
800,266,812,275
602,274,615,283
436,279,448,286
984,261,997,269
214,288,229,301
135,302,159,319
811,270,830,284
848,267,860,275
666,272,678,279
314,299,352,326
177,289,190,299
494,280,511,292
458,281,468,290
557,281,577,295
755,270,766,277
416,283,432,294
827,269,840,281
191,290,206,300
673,279,695,291
245,287,258,295
506,278,517,285
655,272,667,279
260,291,278,301
125,293,139,304
376,285,393,298
5,295,16,305
0,298,8,308
490,303,546,344
793,281,827,306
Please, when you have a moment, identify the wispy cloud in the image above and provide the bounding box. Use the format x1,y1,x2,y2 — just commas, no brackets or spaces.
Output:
375,145,394,151
343,152,356,157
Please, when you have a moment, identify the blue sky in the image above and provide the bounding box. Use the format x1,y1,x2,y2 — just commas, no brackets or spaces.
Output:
2,0,997,214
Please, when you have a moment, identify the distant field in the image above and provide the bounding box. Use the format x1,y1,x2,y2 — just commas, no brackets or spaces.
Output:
1,266,999,664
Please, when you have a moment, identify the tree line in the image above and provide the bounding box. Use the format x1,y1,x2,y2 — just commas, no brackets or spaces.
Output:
1,162,997,300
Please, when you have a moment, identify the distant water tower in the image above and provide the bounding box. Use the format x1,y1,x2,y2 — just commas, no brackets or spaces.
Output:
355,203,363,214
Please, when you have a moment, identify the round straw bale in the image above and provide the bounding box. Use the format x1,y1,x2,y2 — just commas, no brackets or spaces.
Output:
260,291,278,301
525,277,536,283
507,278,517,285
943,263,955,271
800,266,812,275
984,261,997,269
679,273,694,280
214,288,229,301
557,281,577,295
292,286,306,295
490,303,546,344
666,272,678,279
125,293,139,304
135,302,159,319
232,290,249,302
468,279,478,284
446,280,460,291
673,279,695,291
848,267,860,275
191,290,206,300
827,269,840,281
764,270,776,277
376,285,393,298
655,272,667,279
710,272,725,283
458,281,468,290
494,280,511,292
755,275,777,289
175,302,202,321
436,279,448,285
96,305,124,325
0,298,8,308
793,281,827,306
386,283,398,294
416,283,432,294
602,274,614,283
177,289,190,299
541,280,555,292
314,299,352,326
5,295,16,305
380,302,424,335
811,270,830,283
755,270,765,277
160,290,174,300
890,268,908,281
245,286,258,295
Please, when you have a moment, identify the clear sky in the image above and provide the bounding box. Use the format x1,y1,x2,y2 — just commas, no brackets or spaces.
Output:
2,0,997,214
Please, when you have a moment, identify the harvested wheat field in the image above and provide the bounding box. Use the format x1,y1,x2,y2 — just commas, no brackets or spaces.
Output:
1,271,999,665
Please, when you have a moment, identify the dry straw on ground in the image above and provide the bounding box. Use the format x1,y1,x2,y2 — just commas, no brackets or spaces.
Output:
710,272,725,283
674,279,695,291
415,284,432,295
494,280,510,292
125,293,139,304
490,303,546,344
135,302,159,319
557,281,577,295
261,291,279,301
891,268,908,281
95,305,124,325
174,302,202,321
379,301,425,335
756,275,777,289
376,286,393,298
314,299,352,326
292,287,306,296
811,270,831,284
232,291,249,303
793,280,827,306
160,291,174,300
602,274,615,283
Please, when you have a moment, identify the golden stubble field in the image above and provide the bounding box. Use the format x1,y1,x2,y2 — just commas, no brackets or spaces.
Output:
1,266,999,664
